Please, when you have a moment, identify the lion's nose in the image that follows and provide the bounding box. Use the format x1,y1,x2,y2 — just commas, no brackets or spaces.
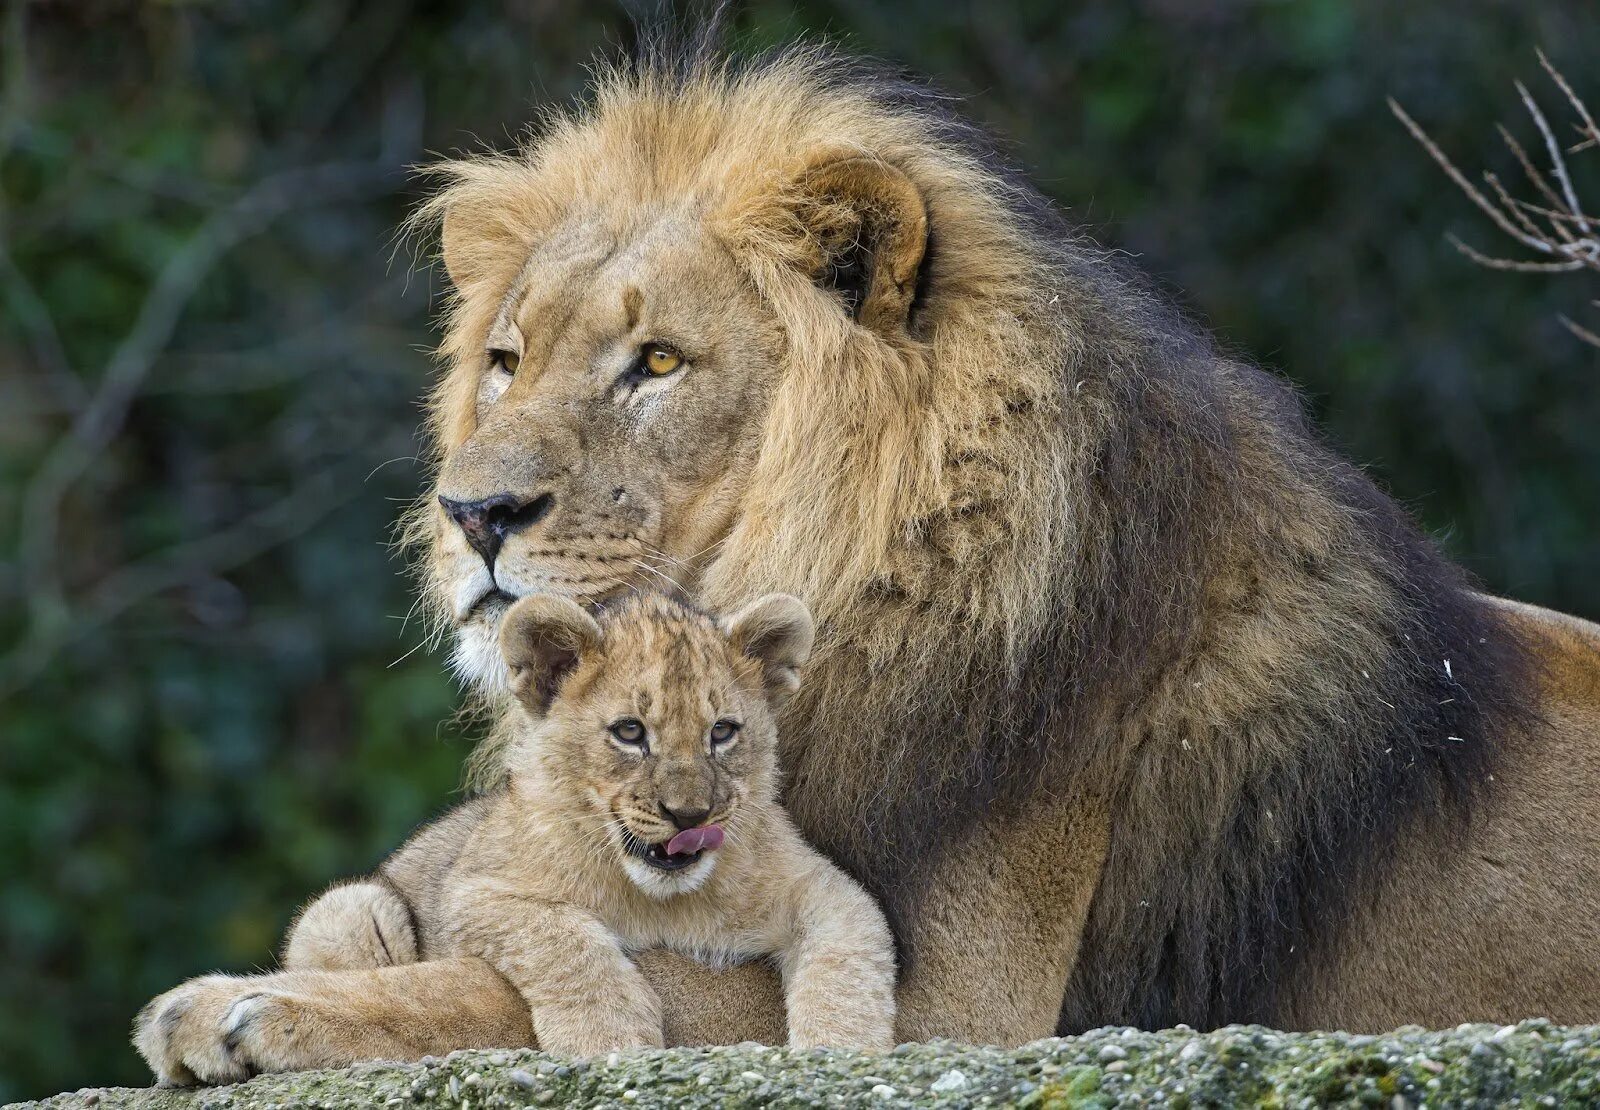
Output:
437,492,553,568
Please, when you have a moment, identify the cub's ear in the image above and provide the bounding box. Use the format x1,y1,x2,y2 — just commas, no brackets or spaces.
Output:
725,594,815,704
790,152,929,336
498,594,603,713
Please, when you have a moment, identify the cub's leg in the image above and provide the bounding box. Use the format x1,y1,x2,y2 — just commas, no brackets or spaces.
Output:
134,958,532,1086
775,856,897,1050
282,879,419,971
451,889,664,1055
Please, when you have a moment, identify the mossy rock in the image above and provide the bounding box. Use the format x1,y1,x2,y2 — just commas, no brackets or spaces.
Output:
14,1022,1599,1109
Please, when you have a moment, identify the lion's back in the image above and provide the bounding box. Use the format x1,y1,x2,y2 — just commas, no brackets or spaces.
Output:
1279,596,1600,1030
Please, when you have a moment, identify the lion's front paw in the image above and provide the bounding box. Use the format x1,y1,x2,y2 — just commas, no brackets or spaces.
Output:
133,975,327,1086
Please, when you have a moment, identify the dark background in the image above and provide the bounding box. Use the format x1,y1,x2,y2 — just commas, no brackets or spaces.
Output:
2,0,1597,1100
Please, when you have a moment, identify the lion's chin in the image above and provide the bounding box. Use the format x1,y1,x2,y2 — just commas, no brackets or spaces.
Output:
448,599,514,692
448,583,636,692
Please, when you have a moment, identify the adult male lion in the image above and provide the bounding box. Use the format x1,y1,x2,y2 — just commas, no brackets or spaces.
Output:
141,44,1600,1075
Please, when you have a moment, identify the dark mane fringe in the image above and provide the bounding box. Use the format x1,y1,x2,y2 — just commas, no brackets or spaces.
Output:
1060,370,1537,1029
592,28,1539,1028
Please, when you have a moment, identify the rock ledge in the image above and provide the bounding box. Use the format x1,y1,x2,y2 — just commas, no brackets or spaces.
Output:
15,1022,1600,1109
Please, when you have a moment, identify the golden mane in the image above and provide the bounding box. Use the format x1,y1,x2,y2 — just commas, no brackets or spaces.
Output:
409,45,1531,1028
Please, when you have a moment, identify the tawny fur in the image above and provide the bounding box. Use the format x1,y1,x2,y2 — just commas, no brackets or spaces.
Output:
137,38,1600,1075
135,592,893,1084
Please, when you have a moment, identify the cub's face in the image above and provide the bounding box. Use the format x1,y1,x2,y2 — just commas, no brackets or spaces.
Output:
498,592,813,898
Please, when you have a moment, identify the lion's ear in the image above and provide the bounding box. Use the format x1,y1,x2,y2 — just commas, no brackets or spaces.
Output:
791,152,929,336
426,165,542,293
440,202,520,293
439,204,483,290
726,594,815,705
498,595,603,713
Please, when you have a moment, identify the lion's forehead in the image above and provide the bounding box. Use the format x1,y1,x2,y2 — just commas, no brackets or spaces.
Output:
502,212,746,350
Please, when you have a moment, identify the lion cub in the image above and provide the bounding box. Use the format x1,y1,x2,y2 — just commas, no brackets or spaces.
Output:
346,592,894,1058
438,591,895,1053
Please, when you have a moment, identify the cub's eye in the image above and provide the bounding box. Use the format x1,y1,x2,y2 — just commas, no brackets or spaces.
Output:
709,719,740,748
641,345,683,376
609,718,647,749
488,349,520,375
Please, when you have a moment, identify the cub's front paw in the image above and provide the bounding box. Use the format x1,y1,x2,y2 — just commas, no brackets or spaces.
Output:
133,975,329,1086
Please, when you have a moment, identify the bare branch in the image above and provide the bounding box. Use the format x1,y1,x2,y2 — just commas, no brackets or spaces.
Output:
13,157,402,622
1538,48,1600,152
1448,234,1587,273
1494,128,1579,241
1560,313,1600,349
1515,80,1586,229
1510,197,1600,227
1393,55,1600,347
1388,99,1560,255
1483,168,1565,245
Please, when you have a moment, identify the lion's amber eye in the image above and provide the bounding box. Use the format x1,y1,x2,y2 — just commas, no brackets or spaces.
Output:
642,345,683,376
709,719,740,747
609,718,647,748
489,349,520,375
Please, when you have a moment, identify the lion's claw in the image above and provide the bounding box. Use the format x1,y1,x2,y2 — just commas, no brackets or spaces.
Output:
134,976,315,1086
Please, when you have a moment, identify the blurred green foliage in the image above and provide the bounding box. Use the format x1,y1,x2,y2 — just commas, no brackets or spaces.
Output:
1,0,1596,1100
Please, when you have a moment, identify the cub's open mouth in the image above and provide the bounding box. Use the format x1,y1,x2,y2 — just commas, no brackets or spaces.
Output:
622,825,725,872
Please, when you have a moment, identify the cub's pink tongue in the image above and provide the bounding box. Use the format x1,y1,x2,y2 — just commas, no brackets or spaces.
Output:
666,824,724,857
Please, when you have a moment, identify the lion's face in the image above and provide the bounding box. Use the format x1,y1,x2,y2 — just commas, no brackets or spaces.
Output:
430,215,788,688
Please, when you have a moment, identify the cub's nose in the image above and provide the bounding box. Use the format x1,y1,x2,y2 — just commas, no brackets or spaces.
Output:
437,492,553,568
659,803,712,831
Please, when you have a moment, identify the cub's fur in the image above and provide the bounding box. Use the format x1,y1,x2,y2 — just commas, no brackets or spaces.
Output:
136,592,893,1082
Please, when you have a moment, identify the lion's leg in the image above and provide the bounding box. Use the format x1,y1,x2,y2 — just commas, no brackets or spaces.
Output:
282,879,419,971
892,793,1111,1045
633,949,788,1046
134,958,533,1086
135,955,784,1085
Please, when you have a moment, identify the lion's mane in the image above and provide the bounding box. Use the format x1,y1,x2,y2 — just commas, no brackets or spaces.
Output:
414,40,1531,1030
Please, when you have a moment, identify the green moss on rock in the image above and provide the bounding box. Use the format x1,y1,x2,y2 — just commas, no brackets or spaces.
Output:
13,1022,1600,1109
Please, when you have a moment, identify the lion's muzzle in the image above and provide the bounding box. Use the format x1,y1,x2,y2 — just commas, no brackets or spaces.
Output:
437,491,554,569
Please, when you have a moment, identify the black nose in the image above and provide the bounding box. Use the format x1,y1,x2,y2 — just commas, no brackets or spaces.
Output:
437,492,554,568
660,803,711,831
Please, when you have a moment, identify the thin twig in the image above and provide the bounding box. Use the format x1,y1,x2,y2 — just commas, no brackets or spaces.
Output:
1561,314,1600,348
1390,99,1559,255
1448,234,1586,273
1392,55,1600,349
1515,80,1585,228
1539,49,1600,153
